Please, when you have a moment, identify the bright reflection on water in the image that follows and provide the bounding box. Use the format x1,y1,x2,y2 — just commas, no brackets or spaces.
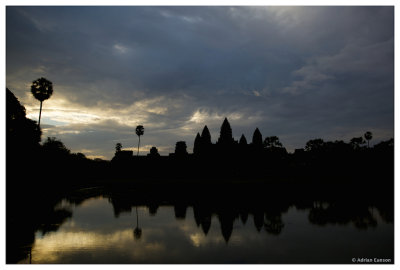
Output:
21,195,393,264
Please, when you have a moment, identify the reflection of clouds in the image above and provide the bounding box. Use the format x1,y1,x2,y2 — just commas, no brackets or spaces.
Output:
32,229,165,263
180,222,225,247
188,232,232,247
29,202,276,263
189,233,204,247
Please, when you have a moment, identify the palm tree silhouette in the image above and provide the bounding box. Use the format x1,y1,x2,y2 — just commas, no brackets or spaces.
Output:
31,77,53,128
115,142,122,152
135,125,144,156
364,131,373,148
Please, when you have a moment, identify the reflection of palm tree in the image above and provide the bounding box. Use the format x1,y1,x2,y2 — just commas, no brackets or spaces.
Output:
30,77,53,128
134,206,142,240
135,125,144,156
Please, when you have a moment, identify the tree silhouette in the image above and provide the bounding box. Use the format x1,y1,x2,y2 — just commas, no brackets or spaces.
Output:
42,137,70,155
264,136,283,148
7,88,41,150
364,131,373,148
350,137,365,150
30,77,53,128
74,152,86,159
7,88,26,120
305,138,324,152
135,125,144,156
115,143,122,153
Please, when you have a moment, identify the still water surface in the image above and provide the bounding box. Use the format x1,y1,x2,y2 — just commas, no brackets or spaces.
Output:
20,192,393,264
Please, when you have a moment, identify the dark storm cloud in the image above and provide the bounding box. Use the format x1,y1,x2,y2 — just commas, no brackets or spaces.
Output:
6,6,394,159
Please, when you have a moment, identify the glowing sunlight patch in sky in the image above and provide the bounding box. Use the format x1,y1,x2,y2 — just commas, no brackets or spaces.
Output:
27,109,101,126
23,95,172,129
189,109,243,124
113,43,129,54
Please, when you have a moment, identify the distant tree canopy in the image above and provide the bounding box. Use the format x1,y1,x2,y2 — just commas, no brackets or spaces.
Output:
374,138,393,150
264,136,283,149
303,134,375,154
6,88,41,153
7,88,26,120
305,139,325,152
73,152,86,159
42,137,71,156
350,137,366,149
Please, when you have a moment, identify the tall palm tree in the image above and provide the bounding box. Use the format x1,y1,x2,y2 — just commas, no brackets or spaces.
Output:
31,77,53,128
364,131,373,148
135,125,144,156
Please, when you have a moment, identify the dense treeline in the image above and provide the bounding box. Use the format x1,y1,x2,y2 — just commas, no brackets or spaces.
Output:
6,88,109,263
7,88,111,192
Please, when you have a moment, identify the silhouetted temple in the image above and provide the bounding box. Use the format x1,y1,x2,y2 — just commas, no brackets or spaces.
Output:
192,118,268,158
107,113,393,181
217,118,236,145
193,125,213,156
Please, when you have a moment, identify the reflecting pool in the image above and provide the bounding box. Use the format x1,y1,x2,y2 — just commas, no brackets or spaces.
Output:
14,186,394,264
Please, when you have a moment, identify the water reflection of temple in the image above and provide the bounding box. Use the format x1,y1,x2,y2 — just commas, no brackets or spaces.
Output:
8,184,393,264
106,189,388,243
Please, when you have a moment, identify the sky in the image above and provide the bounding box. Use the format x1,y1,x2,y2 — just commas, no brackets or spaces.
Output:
6,6,394,160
